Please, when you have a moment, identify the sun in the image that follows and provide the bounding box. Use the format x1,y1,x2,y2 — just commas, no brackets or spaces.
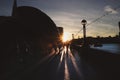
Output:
62,32,71,42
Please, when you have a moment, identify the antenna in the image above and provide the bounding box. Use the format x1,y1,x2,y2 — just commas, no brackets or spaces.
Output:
12,0,17,16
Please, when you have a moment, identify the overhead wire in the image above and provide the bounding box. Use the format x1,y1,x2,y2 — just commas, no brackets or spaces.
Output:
74,5,120,37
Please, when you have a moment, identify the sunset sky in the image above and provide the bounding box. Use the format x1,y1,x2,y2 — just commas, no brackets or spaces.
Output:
0,0,120,40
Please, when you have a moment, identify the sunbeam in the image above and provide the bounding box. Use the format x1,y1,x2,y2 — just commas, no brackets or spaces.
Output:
57,46,65,72
64,57,70,80
68,48,82,77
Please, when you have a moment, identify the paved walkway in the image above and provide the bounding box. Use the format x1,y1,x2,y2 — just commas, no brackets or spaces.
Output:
2,45,120,80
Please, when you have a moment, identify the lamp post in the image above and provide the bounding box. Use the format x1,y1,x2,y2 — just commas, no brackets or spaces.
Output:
81,19,87,47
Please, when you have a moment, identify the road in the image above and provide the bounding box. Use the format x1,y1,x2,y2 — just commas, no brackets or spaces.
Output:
6,45,120,80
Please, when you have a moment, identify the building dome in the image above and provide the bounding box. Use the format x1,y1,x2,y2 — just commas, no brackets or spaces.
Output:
16,6,56,27
15,6,59,42
16,6,50,19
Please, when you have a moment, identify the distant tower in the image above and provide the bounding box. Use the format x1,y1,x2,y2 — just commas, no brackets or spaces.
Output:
72,34,74,39
12,0,17,16
118,22,120,37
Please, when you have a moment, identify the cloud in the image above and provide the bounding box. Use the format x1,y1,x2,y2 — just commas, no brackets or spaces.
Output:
104,5,118,14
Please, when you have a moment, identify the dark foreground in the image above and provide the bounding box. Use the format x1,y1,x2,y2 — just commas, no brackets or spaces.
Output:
1,45,120,80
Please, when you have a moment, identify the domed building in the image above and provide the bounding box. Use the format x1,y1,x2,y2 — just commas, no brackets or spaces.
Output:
15,6,59,39
14,6,59,49
0,0,60,53
1,0,60,47
0,0,60,75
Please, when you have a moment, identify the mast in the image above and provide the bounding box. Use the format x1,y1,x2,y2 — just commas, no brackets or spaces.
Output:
12,0,17,16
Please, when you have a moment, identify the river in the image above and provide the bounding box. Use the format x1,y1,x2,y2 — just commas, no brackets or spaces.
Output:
91,43,120,54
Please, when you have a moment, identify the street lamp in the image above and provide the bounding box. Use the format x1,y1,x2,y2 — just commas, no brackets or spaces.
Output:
81,19,87,47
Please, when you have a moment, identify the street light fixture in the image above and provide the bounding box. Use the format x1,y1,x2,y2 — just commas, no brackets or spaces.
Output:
81,19,87,25
81,19,87,47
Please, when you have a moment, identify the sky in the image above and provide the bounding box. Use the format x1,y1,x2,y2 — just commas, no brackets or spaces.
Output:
0,0,120,40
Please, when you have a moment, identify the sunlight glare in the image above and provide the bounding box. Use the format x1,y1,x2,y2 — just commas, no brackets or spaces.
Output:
62,32,70,42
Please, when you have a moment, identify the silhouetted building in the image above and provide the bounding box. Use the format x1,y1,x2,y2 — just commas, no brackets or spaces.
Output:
0,0,59,49
57,27,63,36
57,27,63,41
0,0,60,75
15,6,59,43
